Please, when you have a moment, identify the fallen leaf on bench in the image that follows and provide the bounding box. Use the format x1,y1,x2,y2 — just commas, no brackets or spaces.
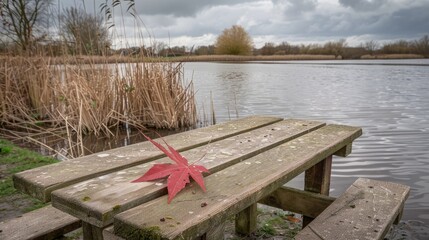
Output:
132,133,209,203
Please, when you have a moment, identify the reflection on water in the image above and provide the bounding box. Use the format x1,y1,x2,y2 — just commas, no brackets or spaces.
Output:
185,59,429,229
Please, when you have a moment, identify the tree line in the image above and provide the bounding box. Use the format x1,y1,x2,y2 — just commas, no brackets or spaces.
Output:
115,26,429,59
0,0,110,56
0,1,428,58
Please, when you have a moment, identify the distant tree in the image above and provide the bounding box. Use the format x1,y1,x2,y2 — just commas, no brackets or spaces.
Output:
194,45,215,55
276,41,299,55
363,40,379,55
324,39,347,58
298,44,311,54
381,40,411,54
60,7,110,55
414,35,429,56
159,45,186,57
215,25,253,55
260,42,276,55
0,0,52,54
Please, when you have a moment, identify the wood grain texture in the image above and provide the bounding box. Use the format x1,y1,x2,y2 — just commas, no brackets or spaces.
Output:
103,226,124,240
259,186,335,218
51,119,325,228
14,116,282,202
295,178,410,240
235,203,257,234
82,221,103,240
334,143,352,157
113,124,362,239
304,156,332,196
0,205,81,240
303,156,332,226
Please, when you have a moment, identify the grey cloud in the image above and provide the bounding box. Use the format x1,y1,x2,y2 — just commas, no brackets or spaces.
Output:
339,0,387,11
98,0,428,47
133,0,260,17
291,3,429,40
273,0,318,17
380,5,429,36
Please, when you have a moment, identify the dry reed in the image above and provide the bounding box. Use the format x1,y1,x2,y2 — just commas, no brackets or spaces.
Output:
360,54,424,59
169,54,338,62
0,56,197,158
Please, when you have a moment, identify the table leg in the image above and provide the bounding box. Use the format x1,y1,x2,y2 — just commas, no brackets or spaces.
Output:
235,203,257,235
303,155,332,227
82,221,104,240
200,221,226,240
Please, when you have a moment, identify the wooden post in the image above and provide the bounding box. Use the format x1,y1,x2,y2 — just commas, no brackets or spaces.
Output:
235,203,258,235
82,222,104,240
303,155,332,227
200,221,226,240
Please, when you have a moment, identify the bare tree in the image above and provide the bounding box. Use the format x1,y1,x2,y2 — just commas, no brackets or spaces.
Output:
0,0,52,53
60,7,110,55
324,39,347,58
194,45,215,55
364,40,379,55
260,42,276,55
414,35,429,56
215,25,253,55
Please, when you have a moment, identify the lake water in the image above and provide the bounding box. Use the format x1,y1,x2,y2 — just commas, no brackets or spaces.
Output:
184,59,429,232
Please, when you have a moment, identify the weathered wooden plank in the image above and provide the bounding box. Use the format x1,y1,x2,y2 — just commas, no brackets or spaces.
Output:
295,178,410,240
334,143,352,157
259,186,336,218
201,220,225,240
51,119,325,228
304,156,332,195
235,203,257,234
303,155,332,226
82,221,103,240
13,116,282,202
113,124,362,239
0,205,81,240
103,226,124,240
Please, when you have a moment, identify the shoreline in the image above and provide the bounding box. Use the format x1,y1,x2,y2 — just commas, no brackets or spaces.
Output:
1,53,425,65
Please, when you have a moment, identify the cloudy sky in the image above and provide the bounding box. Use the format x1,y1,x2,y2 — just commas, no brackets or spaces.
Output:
59,0,429,49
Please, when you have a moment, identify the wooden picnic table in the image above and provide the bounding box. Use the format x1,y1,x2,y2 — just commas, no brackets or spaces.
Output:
13,116,363,239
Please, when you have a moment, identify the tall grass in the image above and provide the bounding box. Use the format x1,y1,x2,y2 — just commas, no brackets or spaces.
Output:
360,54,424,59
0,56,197,158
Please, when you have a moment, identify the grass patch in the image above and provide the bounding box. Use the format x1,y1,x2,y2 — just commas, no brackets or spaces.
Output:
0,139,58,197
0,139,58,219
224,208,301,239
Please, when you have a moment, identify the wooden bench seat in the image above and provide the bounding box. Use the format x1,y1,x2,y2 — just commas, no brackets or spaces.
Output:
110,124,361,239
0,205,81,240
295,178,410,240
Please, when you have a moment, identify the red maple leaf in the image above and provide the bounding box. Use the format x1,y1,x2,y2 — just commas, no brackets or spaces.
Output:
132,133,209,203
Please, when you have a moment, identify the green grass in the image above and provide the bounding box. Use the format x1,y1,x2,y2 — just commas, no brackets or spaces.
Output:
0,139,58,197
258,222,277,236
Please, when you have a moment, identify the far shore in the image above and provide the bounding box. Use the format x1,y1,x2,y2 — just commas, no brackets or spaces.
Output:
1,53,425,65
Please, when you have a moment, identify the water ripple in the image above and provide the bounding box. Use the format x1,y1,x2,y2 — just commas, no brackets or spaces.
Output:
186,59,429,226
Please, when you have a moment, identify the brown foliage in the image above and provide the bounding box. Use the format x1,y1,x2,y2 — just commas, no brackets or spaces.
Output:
215,25,254,55
0,56,197,157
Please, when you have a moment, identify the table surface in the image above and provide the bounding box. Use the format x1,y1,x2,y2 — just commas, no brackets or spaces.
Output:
14,116,283,202
13,116,362,237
